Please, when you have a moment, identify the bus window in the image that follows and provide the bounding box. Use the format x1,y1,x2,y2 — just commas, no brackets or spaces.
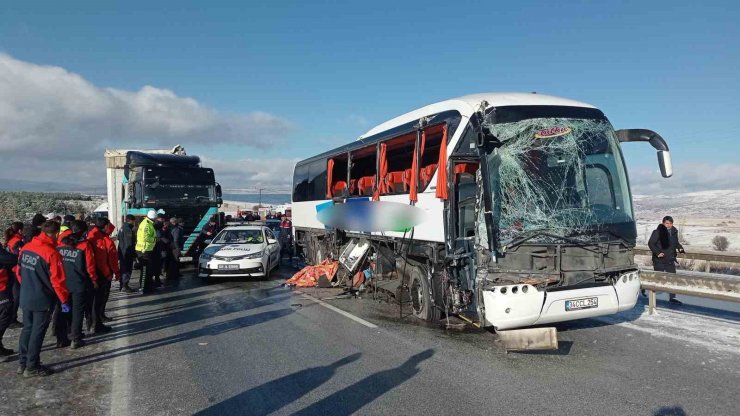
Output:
327,154,349,197
350,146,376,196
308,159,327,201
293,164,309,202
383,132,416,195
419,124,445,191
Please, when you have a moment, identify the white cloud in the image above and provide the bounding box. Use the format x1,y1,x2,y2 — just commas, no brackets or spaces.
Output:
202,157,300,192
629,162,740,195
0,53,291,187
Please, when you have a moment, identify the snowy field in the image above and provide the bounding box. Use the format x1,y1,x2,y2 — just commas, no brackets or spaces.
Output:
634,189,740,251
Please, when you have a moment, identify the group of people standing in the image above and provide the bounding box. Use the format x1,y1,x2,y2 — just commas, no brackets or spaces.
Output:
131,210,185,294
0,214,119,377
0,209,185,377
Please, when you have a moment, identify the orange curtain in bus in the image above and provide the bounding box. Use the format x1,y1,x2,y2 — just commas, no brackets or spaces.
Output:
373,143,387,201
409,130,426,202
435,124,449,200
326,158,334,198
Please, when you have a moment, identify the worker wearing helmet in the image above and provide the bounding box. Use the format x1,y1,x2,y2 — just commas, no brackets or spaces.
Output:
136,210,158,294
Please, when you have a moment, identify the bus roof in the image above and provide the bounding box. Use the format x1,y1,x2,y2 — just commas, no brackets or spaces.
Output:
359,92,596,139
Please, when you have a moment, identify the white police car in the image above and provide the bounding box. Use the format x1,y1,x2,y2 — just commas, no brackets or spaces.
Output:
198,225,281,280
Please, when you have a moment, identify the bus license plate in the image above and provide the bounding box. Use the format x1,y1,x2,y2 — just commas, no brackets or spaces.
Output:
218,264,239,270
565,297,598,311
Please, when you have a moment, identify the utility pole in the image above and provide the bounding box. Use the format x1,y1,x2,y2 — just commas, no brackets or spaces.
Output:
258,188,265,208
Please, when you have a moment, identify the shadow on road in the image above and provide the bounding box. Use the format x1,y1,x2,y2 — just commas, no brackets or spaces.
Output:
195,353,362,416
86,290,293,346
292,349,434,416
196,349,434,416
654,406,687,416
49,308,294,371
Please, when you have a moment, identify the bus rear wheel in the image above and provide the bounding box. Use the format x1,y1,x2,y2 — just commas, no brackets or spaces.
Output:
408,266,441,322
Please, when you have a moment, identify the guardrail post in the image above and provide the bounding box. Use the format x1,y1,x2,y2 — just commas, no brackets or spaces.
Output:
704,261,712,273
648,289,657,315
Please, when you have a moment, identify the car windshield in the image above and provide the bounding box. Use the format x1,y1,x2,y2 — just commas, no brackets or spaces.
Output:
212,229,264,244
484,113,634,245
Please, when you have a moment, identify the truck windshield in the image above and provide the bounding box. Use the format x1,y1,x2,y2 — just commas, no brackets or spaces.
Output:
484,111,634,245
142,167,216,203
144,184,214,202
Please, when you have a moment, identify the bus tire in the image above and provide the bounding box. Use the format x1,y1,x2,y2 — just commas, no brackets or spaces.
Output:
409,266,441,322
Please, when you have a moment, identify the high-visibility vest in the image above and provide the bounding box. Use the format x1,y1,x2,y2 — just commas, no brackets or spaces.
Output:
135,218,156,252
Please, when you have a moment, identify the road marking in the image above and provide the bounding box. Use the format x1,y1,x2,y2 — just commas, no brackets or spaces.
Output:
297,291,378,328
109,293,132,416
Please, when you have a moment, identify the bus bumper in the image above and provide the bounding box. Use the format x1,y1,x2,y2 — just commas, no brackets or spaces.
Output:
481,271,640,331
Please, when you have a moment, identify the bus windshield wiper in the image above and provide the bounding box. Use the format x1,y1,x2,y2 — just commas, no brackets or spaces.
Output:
503,230,600,253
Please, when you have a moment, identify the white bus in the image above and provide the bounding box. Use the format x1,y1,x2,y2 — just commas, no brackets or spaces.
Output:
292,93,672,330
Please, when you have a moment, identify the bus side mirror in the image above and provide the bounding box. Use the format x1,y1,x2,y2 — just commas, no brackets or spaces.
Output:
215,183,222,198
615,129,673,178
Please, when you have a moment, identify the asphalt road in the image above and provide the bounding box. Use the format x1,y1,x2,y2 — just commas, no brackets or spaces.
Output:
1,265,738,416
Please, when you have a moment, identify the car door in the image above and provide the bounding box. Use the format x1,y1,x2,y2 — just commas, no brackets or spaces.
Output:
264,228,279,262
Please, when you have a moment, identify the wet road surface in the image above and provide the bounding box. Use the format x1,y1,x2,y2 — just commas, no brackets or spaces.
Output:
1,265,738,415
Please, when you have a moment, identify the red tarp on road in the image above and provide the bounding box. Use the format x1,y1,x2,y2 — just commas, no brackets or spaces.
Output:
285,260,339,287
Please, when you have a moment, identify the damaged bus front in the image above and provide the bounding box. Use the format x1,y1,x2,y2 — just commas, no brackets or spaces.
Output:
469,105,671,330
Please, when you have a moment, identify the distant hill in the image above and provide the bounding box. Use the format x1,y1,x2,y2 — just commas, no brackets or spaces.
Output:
0,178,104,194
633,190,740,219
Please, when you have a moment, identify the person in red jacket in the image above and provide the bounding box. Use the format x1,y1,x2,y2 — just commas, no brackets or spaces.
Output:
3,222,24,328
17,221,69,377
57,220,98,349
86,218,119,333
0,245,18,358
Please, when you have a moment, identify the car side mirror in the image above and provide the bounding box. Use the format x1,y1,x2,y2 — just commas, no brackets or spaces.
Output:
267,238,278,245
204,239,212,245
615,129,673,178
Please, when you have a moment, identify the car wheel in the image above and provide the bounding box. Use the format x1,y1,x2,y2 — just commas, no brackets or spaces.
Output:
263,260,271,281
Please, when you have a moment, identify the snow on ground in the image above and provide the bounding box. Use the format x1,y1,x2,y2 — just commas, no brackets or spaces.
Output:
595,301,740,364
634,189,740,250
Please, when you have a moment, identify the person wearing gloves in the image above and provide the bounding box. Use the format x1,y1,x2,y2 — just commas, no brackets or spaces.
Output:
57,220,98,349
136,210,158,294
16,220,69,377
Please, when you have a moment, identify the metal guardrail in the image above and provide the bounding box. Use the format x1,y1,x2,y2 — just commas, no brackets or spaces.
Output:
634,245,740,264
640,269,740,314
634,246,740,314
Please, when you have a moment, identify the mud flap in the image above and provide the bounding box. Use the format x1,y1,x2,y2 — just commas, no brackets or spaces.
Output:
497,327,558,352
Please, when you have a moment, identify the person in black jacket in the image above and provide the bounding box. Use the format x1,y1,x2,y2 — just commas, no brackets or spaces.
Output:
168,218,183,279
647,216,685,304
117,215,136,293
17,220,69,377
23,213,46,243
57,221,98,349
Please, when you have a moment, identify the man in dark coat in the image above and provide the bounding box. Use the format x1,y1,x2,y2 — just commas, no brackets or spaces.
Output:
117,215,136,293
647,215,685,304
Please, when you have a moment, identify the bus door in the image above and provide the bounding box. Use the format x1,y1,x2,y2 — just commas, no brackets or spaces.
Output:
445,160,480,313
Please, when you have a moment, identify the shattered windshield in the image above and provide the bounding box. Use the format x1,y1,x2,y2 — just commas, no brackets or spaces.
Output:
484,109,634,245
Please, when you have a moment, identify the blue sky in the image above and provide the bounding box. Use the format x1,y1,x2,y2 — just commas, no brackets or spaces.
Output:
1,1,738,193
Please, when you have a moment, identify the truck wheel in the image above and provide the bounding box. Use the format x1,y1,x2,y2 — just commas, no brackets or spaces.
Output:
408,266,441,322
